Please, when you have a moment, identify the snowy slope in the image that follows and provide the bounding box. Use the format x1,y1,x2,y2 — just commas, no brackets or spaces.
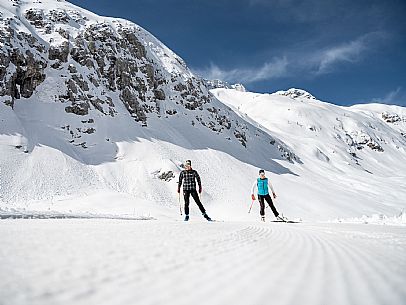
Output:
212,88,406,220
0,0,296,220
0,0,404,222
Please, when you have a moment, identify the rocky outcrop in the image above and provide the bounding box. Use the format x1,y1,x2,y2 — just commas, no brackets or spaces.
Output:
0,0,297,163
204,79,246,92
0,24,47,108
275,88,316,100
382,112,405,124
345,131,384,153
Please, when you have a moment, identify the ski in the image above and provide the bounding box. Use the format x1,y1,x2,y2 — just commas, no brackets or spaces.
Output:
271,220,301,223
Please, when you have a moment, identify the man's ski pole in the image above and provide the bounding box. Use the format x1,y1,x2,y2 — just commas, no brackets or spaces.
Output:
248,199,255,213
178,193,183,215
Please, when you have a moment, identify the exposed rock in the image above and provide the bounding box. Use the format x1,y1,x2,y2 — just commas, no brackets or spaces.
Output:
154,89,165,100
49,41,69,63
204,79,246,92
24,8,46,28
120,88,147,124
158,171,175,182
275,88,316,100
65,103,89,115
382,112,405,123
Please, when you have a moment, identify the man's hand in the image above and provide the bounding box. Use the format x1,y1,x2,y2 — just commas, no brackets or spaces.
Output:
199,187,202,194
177,188,180,193
251,194,256,201
273,192,277,199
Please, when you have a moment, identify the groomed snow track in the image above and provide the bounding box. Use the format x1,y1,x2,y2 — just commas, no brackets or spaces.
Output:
0,220,405,305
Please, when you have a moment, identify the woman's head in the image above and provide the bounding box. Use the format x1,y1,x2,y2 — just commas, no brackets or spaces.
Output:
259,169,265,178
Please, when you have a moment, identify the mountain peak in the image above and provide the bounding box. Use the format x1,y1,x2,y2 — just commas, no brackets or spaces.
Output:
204,79,246,92
0,0,297,167
274,88,316,100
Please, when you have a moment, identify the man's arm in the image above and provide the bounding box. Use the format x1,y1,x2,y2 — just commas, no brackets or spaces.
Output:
177,171,184,193
195,171,202,193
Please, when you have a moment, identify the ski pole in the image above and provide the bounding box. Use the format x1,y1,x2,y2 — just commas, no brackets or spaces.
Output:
248,199,255,213
178,192,183,215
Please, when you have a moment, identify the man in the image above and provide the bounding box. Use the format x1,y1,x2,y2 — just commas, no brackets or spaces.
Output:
251,169,285,222
178,160,212,221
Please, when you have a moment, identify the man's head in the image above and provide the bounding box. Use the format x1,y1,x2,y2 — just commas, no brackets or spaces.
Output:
185,160,192,170
259,169,265,177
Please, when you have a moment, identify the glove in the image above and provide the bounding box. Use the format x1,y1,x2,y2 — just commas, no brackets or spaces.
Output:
177,188,180,193
199,187,202,194
273,192,277,199
251,194,256,201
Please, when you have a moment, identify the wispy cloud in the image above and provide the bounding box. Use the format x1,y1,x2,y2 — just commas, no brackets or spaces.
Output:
193,32,386,85
193,56,288,84
310,32,386,74
314,40,366,74
371,87,405,105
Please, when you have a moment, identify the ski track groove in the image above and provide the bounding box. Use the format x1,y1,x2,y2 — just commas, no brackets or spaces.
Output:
325,230,406,304
0,221,405,305
299,225,406,305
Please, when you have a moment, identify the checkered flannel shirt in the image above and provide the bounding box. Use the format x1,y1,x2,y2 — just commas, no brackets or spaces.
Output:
178,169,201,191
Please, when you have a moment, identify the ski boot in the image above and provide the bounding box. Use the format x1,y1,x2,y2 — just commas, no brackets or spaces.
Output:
184,215,189,221
276,215,286,222
203,213,212,221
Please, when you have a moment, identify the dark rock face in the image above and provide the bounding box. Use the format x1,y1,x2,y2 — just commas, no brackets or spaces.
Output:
49,41,69,63
345,132,384,153
382,112,405,124
0,29,47,107
120,88,147,123
25,8,46,28
0,1,297,159
1,5,215,125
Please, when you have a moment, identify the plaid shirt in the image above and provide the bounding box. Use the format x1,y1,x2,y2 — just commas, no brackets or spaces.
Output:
178,169,201,191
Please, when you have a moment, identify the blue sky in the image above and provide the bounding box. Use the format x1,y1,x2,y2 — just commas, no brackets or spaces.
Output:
69,0,406,106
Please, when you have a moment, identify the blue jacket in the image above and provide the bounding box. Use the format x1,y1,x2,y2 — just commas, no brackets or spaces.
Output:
257,178,269,195
251,177,275,196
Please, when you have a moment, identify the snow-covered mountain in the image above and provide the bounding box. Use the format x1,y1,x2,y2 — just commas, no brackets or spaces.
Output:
0,0,295,218
0,0,404,221
212,87,406,219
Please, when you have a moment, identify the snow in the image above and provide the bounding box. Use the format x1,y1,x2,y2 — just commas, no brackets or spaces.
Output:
0,219,405,305
211,88,406,221
1,1,405,304
331,210,406,226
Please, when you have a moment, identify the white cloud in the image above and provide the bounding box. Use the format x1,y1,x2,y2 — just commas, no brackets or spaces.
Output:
193,56,288,84
310,32,387,75
193,32,386,85
372,87,404,105
315,40,366,74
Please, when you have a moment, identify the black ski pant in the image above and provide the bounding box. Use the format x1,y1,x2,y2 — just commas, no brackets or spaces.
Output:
183,190,206,216
258,194,279,217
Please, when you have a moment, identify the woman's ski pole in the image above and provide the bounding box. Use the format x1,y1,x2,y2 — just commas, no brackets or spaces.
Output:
248,199,255,213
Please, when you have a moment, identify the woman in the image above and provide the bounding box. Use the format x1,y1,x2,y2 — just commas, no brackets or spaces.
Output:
251,169,285,222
